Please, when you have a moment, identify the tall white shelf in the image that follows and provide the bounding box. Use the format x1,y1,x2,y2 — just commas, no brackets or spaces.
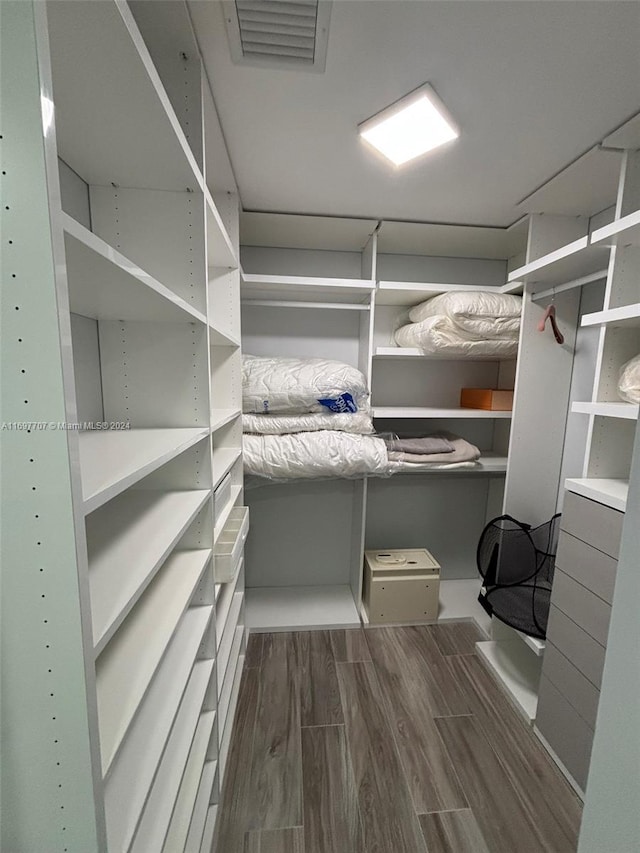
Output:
2,3,245,851
240,219,522,631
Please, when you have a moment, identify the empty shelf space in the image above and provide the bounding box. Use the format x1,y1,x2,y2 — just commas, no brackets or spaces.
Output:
246,585,361,632
212,448,242,491
163,710,217,853
62,215,207,324
373,406,513,419
475,639,542,723
79,428,210,514
211,408,241,432
376,280,496,306
571,401,639,419
215,507,249,584
591,208,640,247
218,651,245,783
217,593,244,698
581,302,640,328
216,565,243,649
206,191,237,269
241,271,374,303
374,346,504,361
130,664,216,853
214,485,243,541
199,805,219,853
96,550,212,773
508,237,608,286
184,759,217,853
104,611,213,853
87,489,211,653
218,625,245,737
515,629,546,656
565,478,629,512
47,0,201,192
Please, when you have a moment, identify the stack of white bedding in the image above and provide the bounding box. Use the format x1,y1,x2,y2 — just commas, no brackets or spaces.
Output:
242,355,387,481
394,291,522,358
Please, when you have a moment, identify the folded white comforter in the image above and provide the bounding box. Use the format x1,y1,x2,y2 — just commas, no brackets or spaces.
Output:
394,315,519,358
409,291,522,338
243,431,389,480
243,355,369,414
243,411,374,435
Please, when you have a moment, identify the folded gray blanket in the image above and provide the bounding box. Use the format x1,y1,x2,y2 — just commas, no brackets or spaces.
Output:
385,435,454,455
387,434,481,464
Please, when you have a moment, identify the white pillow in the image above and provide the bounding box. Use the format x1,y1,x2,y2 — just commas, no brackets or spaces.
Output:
619,353,640,404
409,291,523,333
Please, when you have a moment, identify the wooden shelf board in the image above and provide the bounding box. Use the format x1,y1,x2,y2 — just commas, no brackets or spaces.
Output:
103,611,213,853
581,302,640,328
245,585,361,632
80,428,209,515
565,478,629,512
88,489,211,653
62,214,207,325
508,238,609,286
571,401,639,420
96,551,212,773
591,209,640,247
48,0,202,192
373,406,513,419
475,639,542,723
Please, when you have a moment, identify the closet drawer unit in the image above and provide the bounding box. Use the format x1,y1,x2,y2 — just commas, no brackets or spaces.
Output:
536,675,594,792
551,569,611,647
546,604,607,689
561,491,624,559
555,531,618,605
363,549,440,624
542,641,601,729
215,507,249,584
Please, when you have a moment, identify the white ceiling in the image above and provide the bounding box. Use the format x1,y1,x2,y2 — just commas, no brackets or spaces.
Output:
189,0,640,229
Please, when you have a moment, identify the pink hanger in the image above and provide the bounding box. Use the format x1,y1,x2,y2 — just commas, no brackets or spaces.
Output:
537,300,564,344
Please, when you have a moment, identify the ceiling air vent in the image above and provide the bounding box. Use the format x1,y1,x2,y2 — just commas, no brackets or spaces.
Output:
223,0,332,72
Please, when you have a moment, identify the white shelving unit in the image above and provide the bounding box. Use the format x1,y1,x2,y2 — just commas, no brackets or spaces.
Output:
571,401,639,419
591,207,640,247
3,3,246,850
565,477,629,513
373,406,513,419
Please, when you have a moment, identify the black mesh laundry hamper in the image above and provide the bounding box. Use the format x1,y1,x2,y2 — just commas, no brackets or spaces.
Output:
476,513,561,640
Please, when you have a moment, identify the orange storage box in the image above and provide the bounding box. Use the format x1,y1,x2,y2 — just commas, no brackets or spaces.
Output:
460,388,514,411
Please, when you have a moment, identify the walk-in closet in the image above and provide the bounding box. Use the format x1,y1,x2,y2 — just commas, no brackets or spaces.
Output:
2,2,639,852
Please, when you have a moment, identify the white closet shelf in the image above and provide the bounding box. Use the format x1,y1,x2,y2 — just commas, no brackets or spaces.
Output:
210,323,241,347
211,408,241,432
62,215,207,325
200,805,219,853
48,0,202,192
217,593,244,701
376,280,500,306
373,406,513,419
80,428,209,514
241,272,374,303
96,550,212,774
507,237,609,286
571,401,639,419
184,759,217,853
218,652,245,781
213,448,242,491
131,663,215,853
389,452,508,475
206,190,237,269
475,639,542,723
88,488,212,653
163,709,217,853
218,625,245,736
373,346,507,362
515,629,546,656
214,486,243,541
216,562,243,650
103,609,213,853
565,478,629,512
581,302,640,328
246,585,361,631
591,208,640,247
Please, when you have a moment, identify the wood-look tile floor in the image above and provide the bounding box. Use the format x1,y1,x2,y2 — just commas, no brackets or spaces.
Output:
213,623,582,853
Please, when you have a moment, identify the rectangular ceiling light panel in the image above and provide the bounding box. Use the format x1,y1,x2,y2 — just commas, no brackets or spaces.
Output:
224,0,332,72
359,84,459,166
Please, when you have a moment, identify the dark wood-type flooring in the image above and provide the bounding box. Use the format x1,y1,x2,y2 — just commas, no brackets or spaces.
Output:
213,622,582,853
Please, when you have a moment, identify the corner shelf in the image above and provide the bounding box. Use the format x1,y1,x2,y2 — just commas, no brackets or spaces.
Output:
571,401,639,419
507,237,609,286
581,302,640,328
373,406,513,419
376,280,495,306
590,209,640,247
241,271,374,304
245,585,361,632
79,428,210,514
62,214,208,325
565,478,629,512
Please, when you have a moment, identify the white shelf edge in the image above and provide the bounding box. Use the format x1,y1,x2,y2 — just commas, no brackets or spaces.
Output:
211,408,241,432
475,639,542,723
373,346,507,362
199,805,219,853
214,486,243,541
216,567,244,652
581,302,640,328
241,299,370,311
564,478,629,512
218,623,245,729
209,322,241,347
205,188,238,270
515,629,546,656
242,271,375,290
217,595,244,699
590,208,640,246
571,401,639,420
245,585,361,632
81,428,210,515
62,212,208,325
184,759,217,853
389,452,508,475
377,280,494,293
508,235,589,282
90,488,212,654
212,448,242,491
373,406,513,419
218,652,245,787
